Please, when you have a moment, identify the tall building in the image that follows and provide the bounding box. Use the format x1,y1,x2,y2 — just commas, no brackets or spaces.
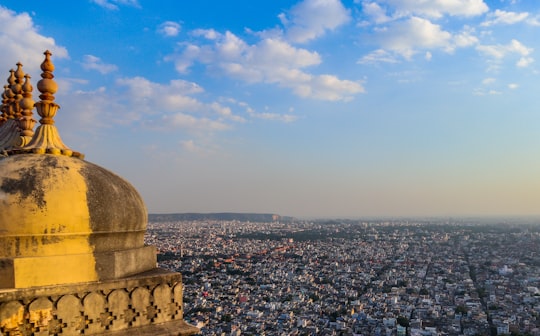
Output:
0,51,198,335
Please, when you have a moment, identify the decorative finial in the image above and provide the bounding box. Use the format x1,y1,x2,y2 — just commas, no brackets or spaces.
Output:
37,50,57,103
11,62,25,119
5,70,16,119
20,50,83,158
0,85,8,124
0,67,25,151
7,69,15,86
17,74,36,145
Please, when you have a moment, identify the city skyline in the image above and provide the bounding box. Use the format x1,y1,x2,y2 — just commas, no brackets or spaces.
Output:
1,0,539,218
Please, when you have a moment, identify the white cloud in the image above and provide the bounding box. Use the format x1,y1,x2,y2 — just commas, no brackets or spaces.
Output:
192,28,220,40
525,16,540,26
358,49,399,64
357,2,484,64
116,77,207,112
481,9,529,26
380,0,488,19
477,39,533,68
114,77,251,132
226,98,298,123
0,7,68,78
516,57,533,68
180,139,208,154
361,1,393,24
55,86,125,130
114,0,140,6
375,17,452,59
91,0,140,10
158,21,181,37
164,113,229,131
508,83,518,89
473,88,501,96
295,74,364,101
452,27,479,49
167,31,364,101
82,55,118,74
359,18,482,65
57,75,243,135
254,112,298,123
91,0,117,10
280,0,351,43
209,102,246,123
55,75,283,162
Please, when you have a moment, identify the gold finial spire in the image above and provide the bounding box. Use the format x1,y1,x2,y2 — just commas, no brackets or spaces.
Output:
21,50,83,158
36,50,58,126
36,50,58,106
12,62,25,120
0,67,24,151
0,85,9,124
17,74,36,146
5,70,16,119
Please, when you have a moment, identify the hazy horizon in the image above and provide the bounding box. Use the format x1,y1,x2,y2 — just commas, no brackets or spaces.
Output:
2,0,540,219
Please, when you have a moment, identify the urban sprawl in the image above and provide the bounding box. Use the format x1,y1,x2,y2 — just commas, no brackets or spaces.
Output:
145,218,540,336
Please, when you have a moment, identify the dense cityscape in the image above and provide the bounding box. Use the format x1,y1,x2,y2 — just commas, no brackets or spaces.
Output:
145,217,540,336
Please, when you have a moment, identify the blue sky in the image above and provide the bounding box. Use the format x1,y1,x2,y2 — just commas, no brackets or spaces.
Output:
1,0,540,218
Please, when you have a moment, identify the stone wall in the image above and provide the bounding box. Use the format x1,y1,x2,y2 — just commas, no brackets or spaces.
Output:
0,269,199,336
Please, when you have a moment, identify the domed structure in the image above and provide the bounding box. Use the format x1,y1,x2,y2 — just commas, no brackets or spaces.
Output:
0,154,155,288
0,51,198,335
0,51,155,289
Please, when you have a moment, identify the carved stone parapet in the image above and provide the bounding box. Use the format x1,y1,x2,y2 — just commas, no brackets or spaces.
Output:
0,269,199,336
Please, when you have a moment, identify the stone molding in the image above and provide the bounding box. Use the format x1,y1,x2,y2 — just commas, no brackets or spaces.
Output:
0,269,199,335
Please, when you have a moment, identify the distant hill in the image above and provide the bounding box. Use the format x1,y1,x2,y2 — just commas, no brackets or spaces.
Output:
148,213,294,223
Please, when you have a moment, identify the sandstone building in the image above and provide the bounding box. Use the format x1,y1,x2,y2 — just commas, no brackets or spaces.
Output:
0,51,198,336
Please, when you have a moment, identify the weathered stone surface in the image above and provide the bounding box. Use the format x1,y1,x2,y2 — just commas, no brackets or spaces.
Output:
0,154,152,288
108,289,130,331
28,297,53,336
95,246,157,280
0,269,199,335
84,292,107,334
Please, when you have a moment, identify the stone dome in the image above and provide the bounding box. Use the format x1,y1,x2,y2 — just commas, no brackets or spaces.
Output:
0,154,157,289
0,154,147,258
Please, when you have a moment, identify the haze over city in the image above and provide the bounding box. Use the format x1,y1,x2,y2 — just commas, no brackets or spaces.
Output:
1,0,539,218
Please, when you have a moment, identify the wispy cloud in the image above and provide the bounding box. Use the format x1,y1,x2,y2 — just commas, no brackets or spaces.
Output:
476,39,534,68
223,98,298,124
508,83,518,89
375,17,452,59
279,0,351,43
358,49,399,64
157,21,181,37
180,139,204,153
374,0,488,19
360,1,393,24
81,55,118,74
355,0,537,72
360,16,478,63
481,9,529,27
167,30,363,101
90,0,140,11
